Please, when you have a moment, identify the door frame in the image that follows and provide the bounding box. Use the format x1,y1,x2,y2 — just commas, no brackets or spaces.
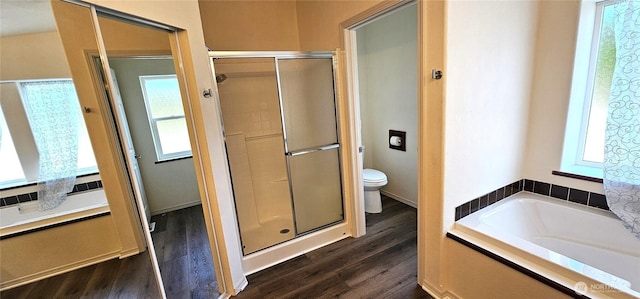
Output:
87,8,228,299
339,0,447,296
339,0,416,238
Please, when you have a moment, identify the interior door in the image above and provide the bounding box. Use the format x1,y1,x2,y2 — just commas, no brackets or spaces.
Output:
107,67,151,222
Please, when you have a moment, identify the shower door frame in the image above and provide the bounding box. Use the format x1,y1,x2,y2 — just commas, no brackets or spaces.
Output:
209,51,349,259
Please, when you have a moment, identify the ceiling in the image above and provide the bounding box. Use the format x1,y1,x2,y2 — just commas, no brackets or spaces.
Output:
0,0,57,37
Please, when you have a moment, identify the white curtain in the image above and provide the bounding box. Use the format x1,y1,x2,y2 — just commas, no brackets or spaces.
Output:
21,81,79,211
603,0,640,238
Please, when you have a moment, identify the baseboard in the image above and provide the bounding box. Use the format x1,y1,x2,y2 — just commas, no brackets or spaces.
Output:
0,251,121,291
150,200,201,216
420,281,459,299
234,277,249,295
380,190,417,208
120,246,143,259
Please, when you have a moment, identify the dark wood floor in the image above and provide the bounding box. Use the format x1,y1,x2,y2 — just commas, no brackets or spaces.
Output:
1,205,218,299
235,195,432,299
150,205,218,298
3,197,429,299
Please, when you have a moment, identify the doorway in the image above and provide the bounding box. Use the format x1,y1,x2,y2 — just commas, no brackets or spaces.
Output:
353,3,419,216
90,11,221,297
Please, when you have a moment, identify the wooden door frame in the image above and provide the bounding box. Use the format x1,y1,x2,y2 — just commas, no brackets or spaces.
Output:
338,0,447,296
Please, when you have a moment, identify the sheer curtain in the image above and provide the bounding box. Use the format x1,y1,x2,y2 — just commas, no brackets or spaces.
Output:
21,81,80,211
603,0,640,238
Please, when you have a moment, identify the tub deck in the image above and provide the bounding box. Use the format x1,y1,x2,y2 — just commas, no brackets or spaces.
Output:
450,192,640,299
1,190,109,238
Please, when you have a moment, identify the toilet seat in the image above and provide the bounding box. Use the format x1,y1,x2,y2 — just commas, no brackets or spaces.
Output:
363,169,387,186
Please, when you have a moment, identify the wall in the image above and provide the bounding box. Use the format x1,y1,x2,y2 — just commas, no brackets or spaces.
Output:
295,1,384,51
356,4,418,206
109,58,201,214
523,0,604,194
443,0,537,223
0,216,121,289
0,32,70,80
199,0,300,50
442,0,538,295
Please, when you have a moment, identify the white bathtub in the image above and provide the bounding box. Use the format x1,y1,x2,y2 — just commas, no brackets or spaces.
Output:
451,191,640,299
0,189,110,238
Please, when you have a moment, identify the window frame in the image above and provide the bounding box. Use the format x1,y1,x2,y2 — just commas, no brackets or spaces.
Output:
561,0,617,179
138,75,191,162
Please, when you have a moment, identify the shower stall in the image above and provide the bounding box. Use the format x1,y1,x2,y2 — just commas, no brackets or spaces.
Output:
210,52,344,255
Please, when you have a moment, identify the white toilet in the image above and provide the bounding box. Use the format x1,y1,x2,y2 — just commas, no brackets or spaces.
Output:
363,168,388,213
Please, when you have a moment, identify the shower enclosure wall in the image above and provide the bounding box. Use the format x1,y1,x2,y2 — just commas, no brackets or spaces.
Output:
210,52,344,255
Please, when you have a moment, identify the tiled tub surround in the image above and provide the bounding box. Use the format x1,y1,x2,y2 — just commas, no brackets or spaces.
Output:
0,180,103,207
455,179,608,221
450,192,640,298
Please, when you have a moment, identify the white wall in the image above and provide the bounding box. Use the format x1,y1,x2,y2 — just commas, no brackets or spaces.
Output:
356,4,418,206
109,58,201,214
440,0,539,295
443,0,537,220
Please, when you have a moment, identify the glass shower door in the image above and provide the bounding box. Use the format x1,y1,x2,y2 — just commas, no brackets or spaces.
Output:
277,58,344,234
214,58,296,255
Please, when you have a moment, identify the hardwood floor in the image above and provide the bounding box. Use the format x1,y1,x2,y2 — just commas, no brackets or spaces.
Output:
1,205,218,299
150,205,219,298
1,247,161,299
235,195,432,299
3,197,428,299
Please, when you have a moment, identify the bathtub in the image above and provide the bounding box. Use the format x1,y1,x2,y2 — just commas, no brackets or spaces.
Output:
450,191,640,299
0,189,110,238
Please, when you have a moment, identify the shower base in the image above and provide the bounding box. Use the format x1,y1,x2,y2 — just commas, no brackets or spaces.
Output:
241,218,295,255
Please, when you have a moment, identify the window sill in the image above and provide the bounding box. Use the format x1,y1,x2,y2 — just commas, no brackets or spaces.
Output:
552,170,603,183
154,155,192,165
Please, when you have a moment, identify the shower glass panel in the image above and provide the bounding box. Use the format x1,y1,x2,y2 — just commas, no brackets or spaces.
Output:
277,59,338,151
214,58,295,255
212,53,344,255
288,148,343,233
277,58,343,233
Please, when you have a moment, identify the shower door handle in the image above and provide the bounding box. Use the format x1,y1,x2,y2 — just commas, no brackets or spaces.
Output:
287,143,340,157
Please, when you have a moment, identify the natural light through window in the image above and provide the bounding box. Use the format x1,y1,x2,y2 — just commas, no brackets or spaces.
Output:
0,80,98,189
139,75,191,161
0,104,26,185
562,0,617,178
582,2,615,164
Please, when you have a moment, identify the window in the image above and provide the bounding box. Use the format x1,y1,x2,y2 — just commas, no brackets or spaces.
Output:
139,75,191,161
0,80,98,189
562,0,617,178
0,104,26,186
